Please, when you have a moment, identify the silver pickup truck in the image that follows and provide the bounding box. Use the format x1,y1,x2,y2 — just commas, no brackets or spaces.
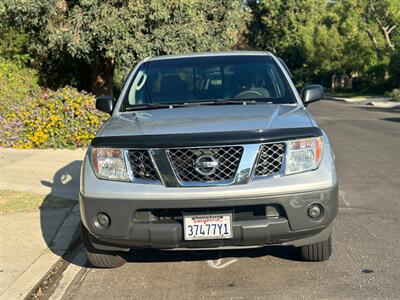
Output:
80,52,338,268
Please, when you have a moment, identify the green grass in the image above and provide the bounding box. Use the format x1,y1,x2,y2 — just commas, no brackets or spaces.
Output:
0,190,77,214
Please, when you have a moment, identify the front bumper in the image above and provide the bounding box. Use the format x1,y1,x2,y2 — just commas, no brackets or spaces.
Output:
80,185,338,251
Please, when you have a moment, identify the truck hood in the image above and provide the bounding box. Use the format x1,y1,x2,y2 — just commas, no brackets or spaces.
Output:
98,104,313,137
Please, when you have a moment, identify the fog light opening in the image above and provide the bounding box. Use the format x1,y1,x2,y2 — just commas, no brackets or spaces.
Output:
96,213,111,228
308,204,323,219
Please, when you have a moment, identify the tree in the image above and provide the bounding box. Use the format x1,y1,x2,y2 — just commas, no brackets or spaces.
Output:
335,0,399,61
334,0,399,90
247,0,345,85
362,0,399,54
1,0,249,95
247,0,399,91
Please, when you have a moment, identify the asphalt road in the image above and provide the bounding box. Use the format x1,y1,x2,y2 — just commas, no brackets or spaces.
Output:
62,100,400,299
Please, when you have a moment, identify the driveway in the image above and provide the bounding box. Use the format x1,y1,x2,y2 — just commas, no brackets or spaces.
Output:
61,100,400,299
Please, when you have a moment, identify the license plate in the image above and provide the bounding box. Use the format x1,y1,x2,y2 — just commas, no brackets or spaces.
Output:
183,214,232,240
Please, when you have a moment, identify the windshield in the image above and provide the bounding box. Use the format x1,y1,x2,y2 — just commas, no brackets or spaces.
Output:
122,55,296,111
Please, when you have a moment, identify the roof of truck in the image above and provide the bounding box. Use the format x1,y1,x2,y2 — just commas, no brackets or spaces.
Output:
146,51,273,62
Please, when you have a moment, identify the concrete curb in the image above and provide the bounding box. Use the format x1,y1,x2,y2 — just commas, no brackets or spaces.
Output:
0,204,81,300
324,96,371,103
324,96,347,102
324,96,391,104
49,251,86,300
371,101,400,109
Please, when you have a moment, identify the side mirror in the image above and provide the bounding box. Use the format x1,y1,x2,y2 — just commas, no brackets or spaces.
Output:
301,84,324,106
96,95,114,114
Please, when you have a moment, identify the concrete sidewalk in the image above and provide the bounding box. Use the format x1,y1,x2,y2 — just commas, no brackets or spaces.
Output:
0,148,86,299
324,95,392,104
324,96,400,109
0,148,86,200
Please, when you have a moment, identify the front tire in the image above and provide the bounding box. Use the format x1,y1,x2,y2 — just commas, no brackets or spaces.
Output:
81,223,127,268
298,235,332,262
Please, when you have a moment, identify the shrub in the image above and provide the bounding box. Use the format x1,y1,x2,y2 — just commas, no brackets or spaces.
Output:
388,51,400,90
390,89,400,102
0,57,39,114
0,87,108,148
352,64,388,93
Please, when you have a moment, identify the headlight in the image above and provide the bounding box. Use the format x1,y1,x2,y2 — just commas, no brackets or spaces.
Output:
285,137,323,175
91,148,129,181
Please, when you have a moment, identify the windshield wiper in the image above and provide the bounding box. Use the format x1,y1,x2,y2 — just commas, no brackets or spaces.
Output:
125,103,177,111
124,98,273,112
179,99,275,106
182,99,255,106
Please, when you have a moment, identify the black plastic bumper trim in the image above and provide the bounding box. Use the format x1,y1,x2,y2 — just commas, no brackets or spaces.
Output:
91,127,323,148
80,185,338,250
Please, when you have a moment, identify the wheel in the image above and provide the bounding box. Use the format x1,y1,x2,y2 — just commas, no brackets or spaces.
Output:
298,235,332,262
81,223,127,268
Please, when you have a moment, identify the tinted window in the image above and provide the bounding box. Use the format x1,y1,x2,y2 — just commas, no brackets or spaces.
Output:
124,56,295,109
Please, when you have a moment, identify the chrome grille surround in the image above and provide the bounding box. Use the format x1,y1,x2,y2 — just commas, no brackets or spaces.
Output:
124,143,287,187
126,150,160,182
254,143,286,177
166,146,244,184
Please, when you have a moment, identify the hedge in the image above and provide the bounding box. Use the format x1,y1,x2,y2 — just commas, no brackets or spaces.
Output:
0,87,108,148
0,57,39,115
390,89,400,102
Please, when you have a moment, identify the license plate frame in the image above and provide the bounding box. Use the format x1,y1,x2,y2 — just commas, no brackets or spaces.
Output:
183,213,233,241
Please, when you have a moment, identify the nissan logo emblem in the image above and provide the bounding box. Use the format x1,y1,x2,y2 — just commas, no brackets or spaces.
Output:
193,155,219,176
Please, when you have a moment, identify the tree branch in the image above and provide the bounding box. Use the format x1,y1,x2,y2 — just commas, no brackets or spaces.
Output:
387,25,396,35
368,1,395,51
365,27,381,57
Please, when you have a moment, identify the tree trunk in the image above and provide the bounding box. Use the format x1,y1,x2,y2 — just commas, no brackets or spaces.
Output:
381,25,395,51
365,28,383,60
91,56,115,96
369,2,396,52
348,74,354,90
331,73,336,91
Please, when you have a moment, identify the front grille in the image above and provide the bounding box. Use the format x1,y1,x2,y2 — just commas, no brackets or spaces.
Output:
167,146,243,183
127,150,159,181
254,143,286,177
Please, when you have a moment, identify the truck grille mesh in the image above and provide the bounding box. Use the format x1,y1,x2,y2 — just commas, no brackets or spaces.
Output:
254,143,285,177
126,144,285,185
167,146,243,182
127,150,159,181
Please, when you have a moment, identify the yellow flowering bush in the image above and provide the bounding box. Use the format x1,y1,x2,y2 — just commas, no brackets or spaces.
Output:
0,87,108,148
